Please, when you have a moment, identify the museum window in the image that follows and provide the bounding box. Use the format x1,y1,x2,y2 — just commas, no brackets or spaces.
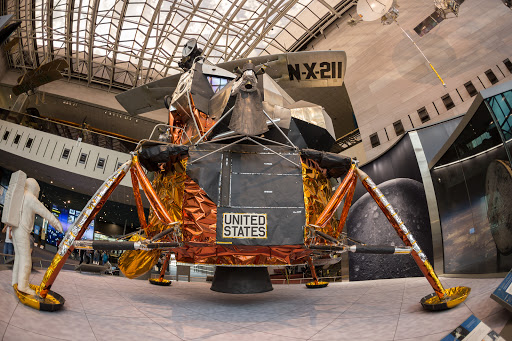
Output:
417,107,430,123
370,133,380,148
485,69,499,85
3,131,10,141
97,157,106,169
13,134,21,144
464,81,478,97
442,94,455,110
61,148,70,159
78,153,87,164
25,138,33,148
393,120,405,136
504,58,512,74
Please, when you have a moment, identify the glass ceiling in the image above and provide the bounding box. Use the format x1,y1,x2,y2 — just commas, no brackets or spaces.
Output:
3,0,353,90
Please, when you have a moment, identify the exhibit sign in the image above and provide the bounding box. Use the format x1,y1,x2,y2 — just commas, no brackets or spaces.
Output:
441,315,504,340
491,269,512,312
222,213,267,239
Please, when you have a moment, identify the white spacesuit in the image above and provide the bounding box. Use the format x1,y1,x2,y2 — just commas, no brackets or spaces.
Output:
12,178,62,295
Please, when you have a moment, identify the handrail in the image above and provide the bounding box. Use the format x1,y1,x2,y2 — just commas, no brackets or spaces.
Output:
0,109,138,152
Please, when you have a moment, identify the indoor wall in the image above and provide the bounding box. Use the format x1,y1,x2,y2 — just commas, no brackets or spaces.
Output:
308,0,512,161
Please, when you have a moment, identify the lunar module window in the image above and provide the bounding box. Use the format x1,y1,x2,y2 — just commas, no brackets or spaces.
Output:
207,76,229,93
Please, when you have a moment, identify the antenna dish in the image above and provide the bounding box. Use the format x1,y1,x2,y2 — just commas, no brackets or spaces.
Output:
357,0,394,21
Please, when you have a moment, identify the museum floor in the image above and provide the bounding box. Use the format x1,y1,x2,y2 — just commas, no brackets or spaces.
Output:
0,269,510,341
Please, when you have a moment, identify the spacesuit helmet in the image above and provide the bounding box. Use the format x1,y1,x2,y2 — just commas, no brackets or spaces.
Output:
25,178,40,197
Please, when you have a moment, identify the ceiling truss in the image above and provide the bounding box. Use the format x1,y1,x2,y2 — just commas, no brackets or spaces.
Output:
3,0,354,90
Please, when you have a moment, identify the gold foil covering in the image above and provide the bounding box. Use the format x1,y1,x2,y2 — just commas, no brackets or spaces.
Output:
147,160,188,238
174,244,311,265
181,176,217,243
39,253,63,296
14,284,61,310
422,286,471,309
335,175,357,237
302,163,337,243
118,234,161,278
130,167,148,234
133,157,175,226
315,165,356,228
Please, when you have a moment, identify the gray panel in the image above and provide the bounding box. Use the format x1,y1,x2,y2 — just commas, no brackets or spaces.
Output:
231,173,304,208
189,143,307,246
231,152,300,174
186,148,223,205
209,80,234,120
190,63,215,115
216,207,305,246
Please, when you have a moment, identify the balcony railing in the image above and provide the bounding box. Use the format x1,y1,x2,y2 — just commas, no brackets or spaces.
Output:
0,108,137,153
334,128,362,152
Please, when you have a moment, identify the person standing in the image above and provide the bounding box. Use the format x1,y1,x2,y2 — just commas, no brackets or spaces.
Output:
2,225,13,255
85,250,91,264
102,251,108,265
93,249,99,264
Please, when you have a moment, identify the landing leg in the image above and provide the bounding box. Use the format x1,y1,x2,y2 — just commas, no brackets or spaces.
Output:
306,257,328,289
149,253,172,286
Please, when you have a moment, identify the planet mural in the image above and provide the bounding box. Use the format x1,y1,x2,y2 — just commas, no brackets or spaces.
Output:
346,178,433,281
486,159,512,256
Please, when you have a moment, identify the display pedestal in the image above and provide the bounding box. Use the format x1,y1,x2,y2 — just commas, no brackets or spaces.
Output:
210,266,273,294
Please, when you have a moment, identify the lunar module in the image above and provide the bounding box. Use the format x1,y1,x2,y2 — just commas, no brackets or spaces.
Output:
9,39,469,312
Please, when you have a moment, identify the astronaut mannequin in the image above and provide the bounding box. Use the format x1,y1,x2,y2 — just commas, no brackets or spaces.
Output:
11,178,63,295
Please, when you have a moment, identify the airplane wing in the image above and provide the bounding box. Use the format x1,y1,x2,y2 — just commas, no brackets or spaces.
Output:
0,18,21,46
115,74,180,116
16,59,69,84
218,50,347,89
13,69,63,96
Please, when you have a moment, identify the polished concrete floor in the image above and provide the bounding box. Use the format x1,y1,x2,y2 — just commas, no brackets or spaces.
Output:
0,269,509,341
